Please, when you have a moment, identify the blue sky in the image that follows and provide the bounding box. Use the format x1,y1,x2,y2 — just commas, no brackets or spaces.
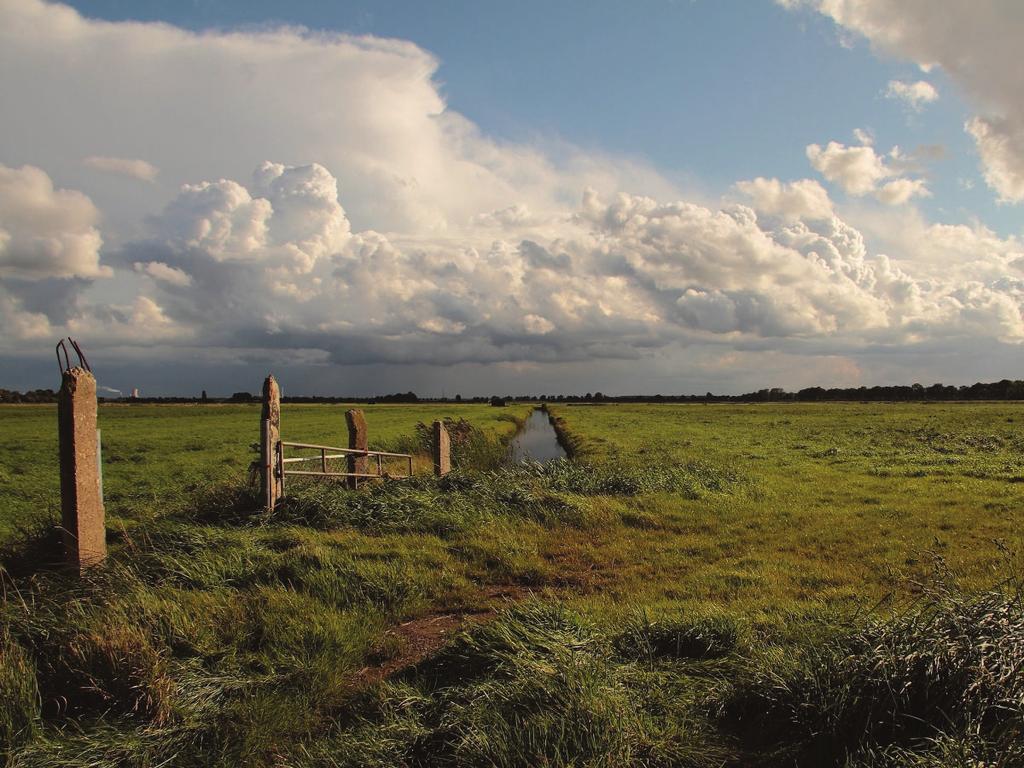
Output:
1,1,1023,395
62,0,1009,234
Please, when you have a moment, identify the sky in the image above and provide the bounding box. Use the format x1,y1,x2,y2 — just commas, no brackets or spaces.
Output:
1,1,1023,397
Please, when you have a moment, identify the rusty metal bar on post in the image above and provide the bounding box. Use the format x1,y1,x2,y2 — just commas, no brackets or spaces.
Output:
278,456,414,480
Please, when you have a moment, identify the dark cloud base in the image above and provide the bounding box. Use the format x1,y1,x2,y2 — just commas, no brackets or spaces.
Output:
4,336,1023,398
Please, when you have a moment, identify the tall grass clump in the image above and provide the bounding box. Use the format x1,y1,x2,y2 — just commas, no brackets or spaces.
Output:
278,476,487,536
3,566,180,727
413,416,516,471
412,601,722,768
289,682,434,768
379,416,516,472
284,602,730,767
0,624,40,755
614,607,745,662
719,577,1024,766
0,523,415,766
274,458,740,536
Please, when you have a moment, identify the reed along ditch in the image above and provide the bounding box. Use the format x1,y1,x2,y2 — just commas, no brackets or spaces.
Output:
508,408,568,463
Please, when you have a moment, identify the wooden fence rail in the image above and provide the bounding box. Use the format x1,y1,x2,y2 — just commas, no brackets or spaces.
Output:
257,374,427,512
279,440,413,481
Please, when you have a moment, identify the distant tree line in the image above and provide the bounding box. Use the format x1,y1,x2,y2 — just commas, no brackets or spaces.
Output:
0,388,60,403
5,379,1024,405
486,379,1024,403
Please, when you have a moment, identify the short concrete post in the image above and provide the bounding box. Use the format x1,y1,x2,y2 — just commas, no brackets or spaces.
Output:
261,375,282,511
433,420,451,476
58,367,106,568
346,409,368,489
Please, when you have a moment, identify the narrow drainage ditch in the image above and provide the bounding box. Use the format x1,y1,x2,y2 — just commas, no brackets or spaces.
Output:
508,408,568,463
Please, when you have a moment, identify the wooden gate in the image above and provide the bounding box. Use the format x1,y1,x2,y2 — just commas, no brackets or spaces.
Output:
279,440,413,482
256,374,433,512
257,434,413,511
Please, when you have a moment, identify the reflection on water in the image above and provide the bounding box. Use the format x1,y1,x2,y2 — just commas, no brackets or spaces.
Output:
508,409,568,463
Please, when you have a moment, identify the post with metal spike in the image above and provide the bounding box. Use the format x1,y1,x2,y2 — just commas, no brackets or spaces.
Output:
345,409,368,489
58,367,106,569
432,420,450,476
261,375,282,511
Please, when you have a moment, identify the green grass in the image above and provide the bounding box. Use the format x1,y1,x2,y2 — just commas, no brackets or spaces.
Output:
1,401,1023,765
546,402,1024,616
0,403,528,542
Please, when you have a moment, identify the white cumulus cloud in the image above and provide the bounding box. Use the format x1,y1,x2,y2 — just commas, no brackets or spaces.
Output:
83,155,159,182
0,0,677,236
734,177,834,221
807,141,891,196
965,116,1024,204
782,0,1024,203
876,177,931,206
158,178,272,262
98,162,1024,369
884,79,938,111
133,261,192,287
806,140,929,204
0,163,109,280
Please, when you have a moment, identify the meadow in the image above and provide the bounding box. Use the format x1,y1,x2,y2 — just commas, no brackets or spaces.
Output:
0,403,527,543
0,401,1022,766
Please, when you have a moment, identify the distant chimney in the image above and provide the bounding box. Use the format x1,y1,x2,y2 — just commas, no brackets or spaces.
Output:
130,388,140,399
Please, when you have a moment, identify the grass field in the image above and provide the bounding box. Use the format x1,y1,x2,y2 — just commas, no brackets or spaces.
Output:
549,402,1024,614
0,403,528,543
1,402,1022,766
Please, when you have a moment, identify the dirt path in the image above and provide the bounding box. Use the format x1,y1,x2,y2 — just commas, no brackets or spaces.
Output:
351,584,531,689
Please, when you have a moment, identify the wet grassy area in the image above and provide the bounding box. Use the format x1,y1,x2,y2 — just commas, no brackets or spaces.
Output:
1,402,1022,766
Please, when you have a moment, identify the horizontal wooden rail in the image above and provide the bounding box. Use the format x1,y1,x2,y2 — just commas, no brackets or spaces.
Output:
282,454,354,464
280,440,411,458
282,453,412,463
286,470,393,479
277,439,413,481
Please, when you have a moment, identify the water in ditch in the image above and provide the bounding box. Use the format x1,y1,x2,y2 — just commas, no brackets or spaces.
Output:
508,409,568,463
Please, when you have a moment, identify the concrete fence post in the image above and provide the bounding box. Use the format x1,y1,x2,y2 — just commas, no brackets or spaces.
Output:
346,409,368,489
261,375,282,511
433,420,451,476
58,367,106,569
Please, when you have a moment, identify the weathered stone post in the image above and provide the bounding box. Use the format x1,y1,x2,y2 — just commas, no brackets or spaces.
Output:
345,409,368,489
432,420,451,476
58,367,106,568
260,375,282,511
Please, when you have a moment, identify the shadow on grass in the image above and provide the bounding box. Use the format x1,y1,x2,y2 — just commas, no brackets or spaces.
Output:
0,518,66,579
